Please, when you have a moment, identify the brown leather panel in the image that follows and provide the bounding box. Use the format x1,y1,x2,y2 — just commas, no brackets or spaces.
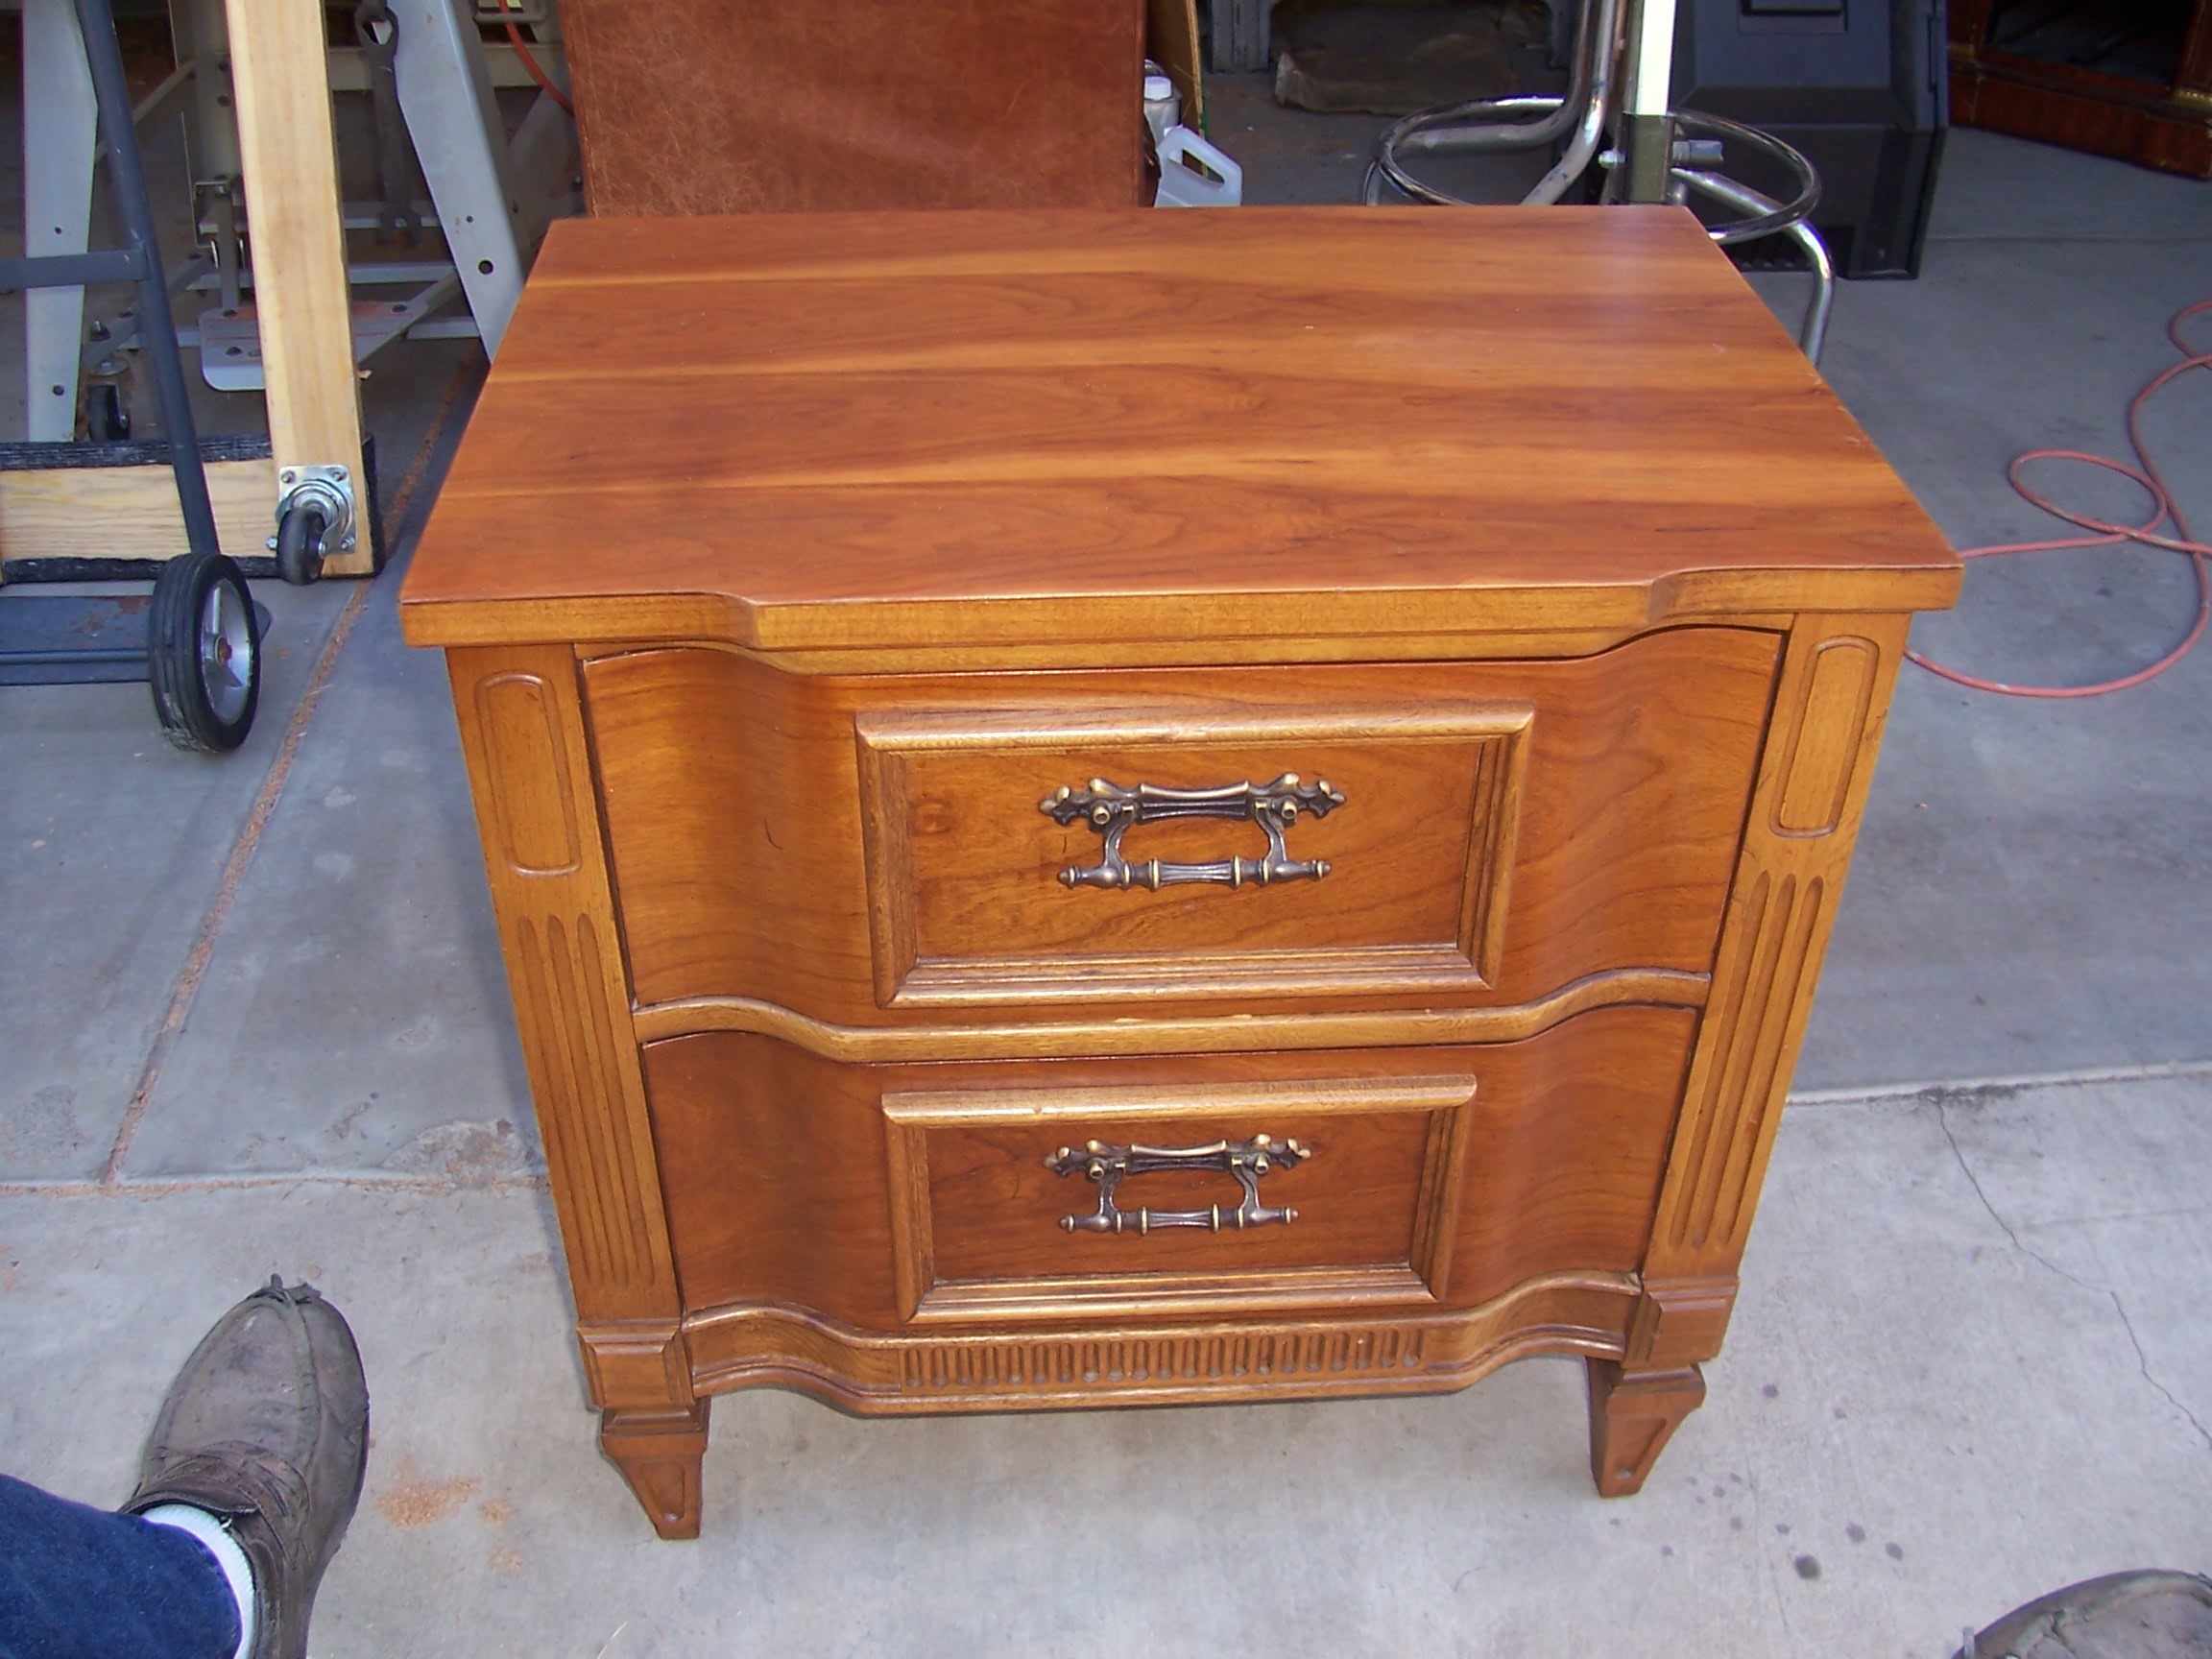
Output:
562,0,1145,215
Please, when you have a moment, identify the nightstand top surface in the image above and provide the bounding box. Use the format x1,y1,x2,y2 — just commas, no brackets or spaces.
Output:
400,206,1959,655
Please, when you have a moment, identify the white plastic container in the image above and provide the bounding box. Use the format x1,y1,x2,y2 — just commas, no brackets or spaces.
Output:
1142,65,1181,148
1154,126,1242,208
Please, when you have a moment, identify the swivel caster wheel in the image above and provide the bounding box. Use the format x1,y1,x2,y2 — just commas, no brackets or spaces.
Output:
150,549,261,753
86,380,130,442
271,464,358,584
275,500,328,586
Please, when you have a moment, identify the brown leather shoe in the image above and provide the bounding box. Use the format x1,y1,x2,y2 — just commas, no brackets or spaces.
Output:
123,1277,370,1659
1962,1571,2212,1658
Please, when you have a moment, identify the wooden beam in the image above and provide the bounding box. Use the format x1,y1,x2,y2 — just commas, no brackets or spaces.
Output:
1146,0,1204,129
0,458,277,565
223,0,373,576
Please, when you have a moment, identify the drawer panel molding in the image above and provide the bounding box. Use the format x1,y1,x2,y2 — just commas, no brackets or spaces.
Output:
854,701,1534,1006
881,1075,1479,1321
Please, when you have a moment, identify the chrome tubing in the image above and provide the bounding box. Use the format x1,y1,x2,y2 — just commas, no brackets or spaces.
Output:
1364,0,1599,204
1673,169,1834,364
1666,110,1821,244
1786,217,1835,365
1521,0,1623,205
1366,98,1568,204
1399,94,1566,154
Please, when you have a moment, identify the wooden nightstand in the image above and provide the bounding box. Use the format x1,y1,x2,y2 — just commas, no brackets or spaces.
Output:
400,205,1960,1539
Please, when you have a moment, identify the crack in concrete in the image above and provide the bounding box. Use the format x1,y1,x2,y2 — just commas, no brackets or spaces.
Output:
0,1170,548,1201
1935,1094,2212,1454
96,360,481,1187
1791,1059,2212,1110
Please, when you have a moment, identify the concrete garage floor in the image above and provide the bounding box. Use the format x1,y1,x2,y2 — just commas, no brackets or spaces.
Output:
5,71,2212,1654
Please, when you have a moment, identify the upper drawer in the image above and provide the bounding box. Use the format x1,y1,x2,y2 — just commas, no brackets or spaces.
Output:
855,699,1536,1006
585,630,1780,1023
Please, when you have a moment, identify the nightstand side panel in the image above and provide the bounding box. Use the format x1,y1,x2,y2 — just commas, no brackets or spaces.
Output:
445,643,690,1407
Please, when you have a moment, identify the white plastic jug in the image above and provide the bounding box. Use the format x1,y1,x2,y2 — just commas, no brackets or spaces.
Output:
1154,126,1242,208
1142,65,1181,148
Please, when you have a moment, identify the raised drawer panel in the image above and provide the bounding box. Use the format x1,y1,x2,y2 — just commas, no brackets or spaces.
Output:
885,1074,1474,1321
641,1005,1697,1332
587,630,1780,1024
857,703,1527,1005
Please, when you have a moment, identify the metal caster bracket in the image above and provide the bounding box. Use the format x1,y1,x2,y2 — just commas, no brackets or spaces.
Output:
269,463,359,554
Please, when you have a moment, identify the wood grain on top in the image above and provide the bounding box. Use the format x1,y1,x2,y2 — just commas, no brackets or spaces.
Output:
399,207,1960,655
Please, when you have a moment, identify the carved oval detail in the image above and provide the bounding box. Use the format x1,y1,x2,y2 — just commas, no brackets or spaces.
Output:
1774,637,1877,837
475,672,582,876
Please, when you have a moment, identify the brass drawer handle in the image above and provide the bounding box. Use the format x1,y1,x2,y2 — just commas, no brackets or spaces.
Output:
1040,773,1346,891
1045,1134,1313,1235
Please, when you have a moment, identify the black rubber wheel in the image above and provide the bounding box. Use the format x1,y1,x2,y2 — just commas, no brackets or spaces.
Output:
150,550,260,754
275,503,327,586
86,381,130,442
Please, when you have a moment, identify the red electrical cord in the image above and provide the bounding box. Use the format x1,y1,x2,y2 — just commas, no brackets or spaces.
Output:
1907,298,2212,698
501,6,573,114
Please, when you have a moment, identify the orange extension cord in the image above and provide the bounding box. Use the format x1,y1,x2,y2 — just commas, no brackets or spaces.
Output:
1907,299,2212,698
501,4,572,114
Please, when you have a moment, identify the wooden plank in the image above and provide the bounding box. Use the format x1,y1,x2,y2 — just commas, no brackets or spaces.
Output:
1147,0,1204,129
401,208,1960,654
0,458,276,564
223,0,373,576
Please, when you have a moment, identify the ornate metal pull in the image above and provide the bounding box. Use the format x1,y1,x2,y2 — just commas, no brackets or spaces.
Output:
1039,773,1346,891
1044,1134,1312,1235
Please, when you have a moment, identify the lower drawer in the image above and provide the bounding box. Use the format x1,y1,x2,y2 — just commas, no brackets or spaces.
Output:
642,1004,1698,1331
884,1070,1476,1320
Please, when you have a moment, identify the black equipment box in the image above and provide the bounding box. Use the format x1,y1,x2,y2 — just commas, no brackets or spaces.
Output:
1671,0,1949,278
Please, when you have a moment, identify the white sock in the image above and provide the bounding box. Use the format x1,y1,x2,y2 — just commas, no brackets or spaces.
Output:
140,1503,256,1659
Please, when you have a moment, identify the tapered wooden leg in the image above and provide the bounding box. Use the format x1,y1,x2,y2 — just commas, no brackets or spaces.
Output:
600,1400,709,1539
1586,1358,1705,1496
